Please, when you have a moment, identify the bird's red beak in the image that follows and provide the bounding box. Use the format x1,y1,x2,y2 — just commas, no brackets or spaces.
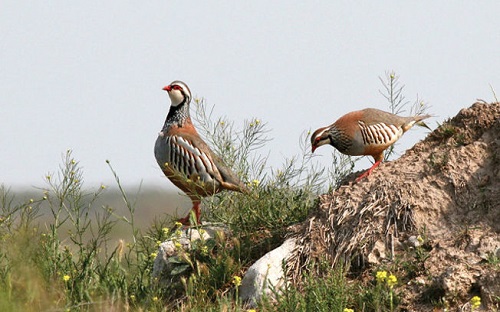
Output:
163,85,172,92
311,146,317,153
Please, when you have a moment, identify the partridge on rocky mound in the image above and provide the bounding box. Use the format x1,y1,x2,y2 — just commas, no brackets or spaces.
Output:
311,108,431,181
154,80,248,225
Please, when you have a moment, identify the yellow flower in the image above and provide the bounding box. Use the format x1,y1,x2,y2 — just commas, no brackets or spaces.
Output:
343,309,354,312
387,274,397,288
150,252,157,259
100,184,106,189
200,245,209,255
251,179,260,187
376,271,387,283
174,242,182,249
232,275,242,287
174,221,183,227
62,275,70,282
417,235,424,244
162,227,169,235
130,294,136,301
470,296,481,309
255,119,261,125
152,296,158,302
247,310,257,312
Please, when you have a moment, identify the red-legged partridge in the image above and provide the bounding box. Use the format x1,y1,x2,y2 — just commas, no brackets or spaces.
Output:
154,80,248,225
311,108,430,181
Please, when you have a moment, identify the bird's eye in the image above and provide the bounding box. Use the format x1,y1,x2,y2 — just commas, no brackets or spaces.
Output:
173,85,182,91
314,137,321,144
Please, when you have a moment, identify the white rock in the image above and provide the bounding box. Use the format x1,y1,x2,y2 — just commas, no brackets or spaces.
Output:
367,240,387,264
240,238,297,307
408,235,421,248
152,224,227,286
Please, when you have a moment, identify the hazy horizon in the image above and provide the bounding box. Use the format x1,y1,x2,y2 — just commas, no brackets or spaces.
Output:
2,2,499,191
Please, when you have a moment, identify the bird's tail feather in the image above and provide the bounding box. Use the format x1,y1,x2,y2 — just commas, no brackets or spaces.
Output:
402,114,432,132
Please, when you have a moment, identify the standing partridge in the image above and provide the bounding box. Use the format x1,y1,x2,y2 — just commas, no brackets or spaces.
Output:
311,108,431,181
154,80,248,225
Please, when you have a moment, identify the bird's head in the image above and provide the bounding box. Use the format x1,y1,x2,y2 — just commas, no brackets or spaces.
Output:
310,126,332,153
163,80,191,107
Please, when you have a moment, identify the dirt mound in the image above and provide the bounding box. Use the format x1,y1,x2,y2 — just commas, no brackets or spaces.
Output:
290,102,500,311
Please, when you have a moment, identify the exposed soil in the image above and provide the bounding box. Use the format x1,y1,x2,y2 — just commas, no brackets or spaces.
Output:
289,102,500,311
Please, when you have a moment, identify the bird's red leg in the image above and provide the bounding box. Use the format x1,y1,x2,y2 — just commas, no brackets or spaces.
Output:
192,201,201,225
355,160,382,182
177,200,202,226
177,213,191,226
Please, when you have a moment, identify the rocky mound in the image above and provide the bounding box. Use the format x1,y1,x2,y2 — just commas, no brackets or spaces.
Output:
289,102,500,311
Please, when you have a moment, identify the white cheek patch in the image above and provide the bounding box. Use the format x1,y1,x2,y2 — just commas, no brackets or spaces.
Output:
168,90,185,107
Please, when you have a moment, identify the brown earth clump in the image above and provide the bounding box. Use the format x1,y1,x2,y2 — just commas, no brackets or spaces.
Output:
289,102,500,311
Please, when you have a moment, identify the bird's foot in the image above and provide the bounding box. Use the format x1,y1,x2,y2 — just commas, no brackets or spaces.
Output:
355,167,379,182
177,215,191,226
355,160,382,183
176,213,201,227
355,170,371,182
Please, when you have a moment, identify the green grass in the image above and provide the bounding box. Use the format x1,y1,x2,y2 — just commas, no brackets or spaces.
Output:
0,73,430,311
0,152,401,312
0,131,347,311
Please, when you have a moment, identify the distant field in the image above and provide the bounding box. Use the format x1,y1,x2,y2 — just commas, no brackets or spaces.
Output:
6,186,192,243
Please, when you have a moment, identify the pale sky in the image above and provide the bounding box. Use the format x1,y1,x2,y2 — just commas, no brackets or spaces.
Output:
1,2,499,190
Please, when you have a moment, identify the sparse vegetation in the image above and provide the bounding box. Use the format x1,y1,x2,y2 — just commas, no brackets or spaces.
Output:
427,151,450,171
433,122,457,141
1,75,497,311
0,101,354,310
379,71,430,161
